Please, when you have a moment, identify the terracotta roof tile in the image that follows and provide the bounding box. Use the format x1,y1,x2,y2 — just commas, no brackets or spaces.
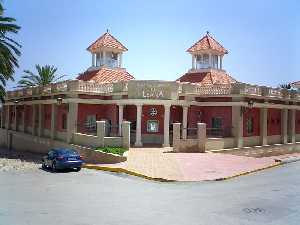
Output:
176,70,237,86
87,32,128,52
77,67,134,83
187,33,228,54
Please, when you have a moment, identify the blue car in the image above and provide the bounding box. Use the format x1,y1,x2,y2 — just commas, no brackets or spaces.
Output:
42,148,84,172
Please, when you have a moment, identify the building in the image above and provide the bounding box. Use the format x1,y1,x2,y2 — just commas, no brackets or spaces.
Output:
0,31,299,151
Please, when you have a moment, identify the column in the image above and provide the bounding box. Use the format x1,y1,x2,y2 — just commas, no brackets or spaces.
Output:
118,104,124,136
13,105,17,131
122,121,131,149
96,121,105,147
6,105,10,130
289,109,296,143
260,108,268,145
50,104,57,139
192,55,195,69
92,53,95,67
0,107,4,128
220,55,223,70
134,104,142,147
163,104,171,147
182,106,188,139
66,103,78,143
32,105,36,136
22,106,26,132
38,104,43,137
232,106,243,148
197,123,206,153
119,53,122,67
281,108,288,144
209,53,212,68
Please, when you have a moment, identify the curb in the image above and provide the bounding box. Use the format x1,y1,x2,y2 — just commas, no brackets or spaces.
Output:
83,164,175,182
274,157,300,164
84,162,283,182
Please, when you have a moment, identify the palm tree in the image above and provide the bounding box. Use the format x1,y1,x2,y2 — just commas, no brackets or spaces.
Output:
0,2,21,101
18,64,65,87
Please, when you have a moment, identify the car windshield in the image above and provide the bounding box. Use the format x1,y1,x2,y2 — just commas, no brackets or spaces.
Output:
56,149,78,156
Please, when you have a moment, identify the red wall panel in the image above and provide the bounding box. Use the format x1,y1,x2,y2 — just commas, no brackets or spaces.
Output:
243,108,260,137
267,108,281,136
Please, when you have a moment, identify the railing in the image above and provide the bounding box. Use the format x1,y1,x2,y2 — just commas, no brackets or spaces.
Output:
206,127,232,138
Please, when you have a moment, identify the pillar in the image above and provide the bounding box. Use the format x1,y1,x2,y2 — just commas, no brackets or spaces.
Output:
289,109,296,143
32,105,36,136
192,55,195,69
135,104,143,147
172,123,181,152
6,105,10,130
232,106,243,148
92,53,95,67
163,104,170,147
119,53,123,67
118,104,124,136
260,108,268,145
0,107,4,128
13,105,17,131
197,123,206,153
122,121,131,149
96,120,106,147
220,55,223,70
50,104,57,139
66,103,78,143
182,106,188,139
22,106,26,132
281,108,288,144
38,104,43,137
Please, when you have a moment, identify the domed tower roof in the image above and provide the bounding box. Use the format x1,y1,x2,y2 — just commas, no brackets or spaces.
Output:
187,32,228,54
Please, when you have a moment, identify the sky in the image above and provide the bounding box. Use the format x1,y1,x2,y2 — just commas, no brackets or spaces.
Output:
2,0,300,90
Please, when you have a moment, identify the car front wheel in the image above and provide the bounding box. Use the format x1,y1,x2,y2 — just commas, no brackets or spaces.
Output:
52,162,57,172
75,167,81,172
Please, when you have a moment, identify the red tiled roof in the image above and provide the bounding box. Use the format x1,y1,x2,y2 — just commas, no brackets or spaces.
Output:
187,33,228,54
291,81,300,87
77,67,134,83
177,70,237,86
87,32,128,52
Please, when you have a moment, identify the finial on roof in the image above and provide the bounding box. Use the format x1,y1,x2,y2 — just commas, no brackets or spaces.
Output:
106,28,109,33
206,31,210,36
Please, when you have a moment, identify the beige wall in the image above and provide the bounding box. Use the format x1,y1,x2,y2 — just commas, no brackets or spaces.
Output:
104,137,122,147
206,138,235,150
296,134,300,142
73,133,101,148
243,136,260,147
142,134,163,145
268,135,281,145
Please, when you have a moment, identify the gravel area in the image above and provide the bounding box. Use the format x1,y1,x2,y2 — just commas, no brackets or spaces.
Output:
0,148,43,172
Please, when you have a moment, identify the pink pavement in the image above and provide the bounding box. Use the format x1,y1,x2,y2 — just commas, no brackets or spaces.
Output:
88,148,294,181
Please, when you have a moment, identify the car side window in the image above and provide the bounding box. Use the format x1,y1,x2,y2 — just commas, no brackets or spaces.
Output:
48,151,54,159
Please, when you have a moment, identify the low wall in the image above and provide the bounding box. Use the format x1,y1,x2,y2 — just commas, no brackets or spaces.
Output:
296,134,300,142
268,135,281,145
174,139,199,153
104,137,122,147
0,129,126,164
243,136,260,147
206,137,235,150
73,133,101,148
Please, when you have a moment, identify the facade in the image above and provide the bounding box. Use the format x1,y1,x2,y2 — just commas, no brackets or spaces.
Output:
1,31,300,151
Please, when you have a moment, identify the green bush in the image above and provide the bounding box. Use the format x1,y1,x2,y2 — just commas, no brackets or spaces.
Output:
95,147,127,156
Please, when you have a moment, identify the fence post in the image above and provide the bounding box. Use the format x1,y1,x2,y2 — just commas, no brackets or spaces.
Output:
122,121,131,149
96,121,106,147
173,123,181,152
197,123,206,153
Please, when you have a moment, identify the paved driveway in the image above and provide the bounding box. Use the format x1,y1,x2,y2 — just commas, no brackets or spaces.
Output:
0,162,300,225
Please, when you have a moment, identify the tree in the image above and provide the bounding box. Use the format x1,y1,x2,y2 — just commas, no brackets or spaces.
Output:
0,2,21,101
279,83,292,90
17,64,65,87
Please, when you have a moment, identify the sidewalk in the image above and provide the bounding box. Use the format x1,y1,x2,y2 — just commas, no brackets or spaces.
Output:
84,148,300,181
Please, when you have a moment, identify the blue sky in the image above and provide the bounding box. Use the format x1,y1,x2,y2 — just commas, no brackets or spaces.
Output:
3,0,299,90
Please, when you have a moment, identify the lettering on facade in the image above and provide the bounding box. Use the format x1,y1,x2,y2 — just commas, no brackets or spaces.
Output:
142,88,164,99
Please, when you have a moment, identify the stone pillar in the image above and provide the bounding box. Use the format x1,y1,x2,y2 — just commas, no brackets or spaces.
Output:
289,109,296,143
260,108,268,146
182,106,188,139
6,105,10,130
50,104,57,139
163,104,171,147
220,55,223,70
232,106,243,148
92,53,95,67
38,104,43,137
173,123,181,152
22,106,25,133
96,120,106,147
122,121,131,149
119,53,123,67
192,55,195,69
66,103,78,143
281,108,288,144
32,105,36,136
197,123,206,153
13,105,17,131
118,104,124,136
0,107,4,128
135,104,143,147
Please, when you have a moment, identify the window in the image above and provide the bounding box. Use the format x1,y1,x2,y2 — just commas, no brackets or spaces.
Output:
62,114,67,130
147,120,159,133
203,54,209,65
85,115,96,131
246,116,254,134
212,117,222,129
213,55,218,69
